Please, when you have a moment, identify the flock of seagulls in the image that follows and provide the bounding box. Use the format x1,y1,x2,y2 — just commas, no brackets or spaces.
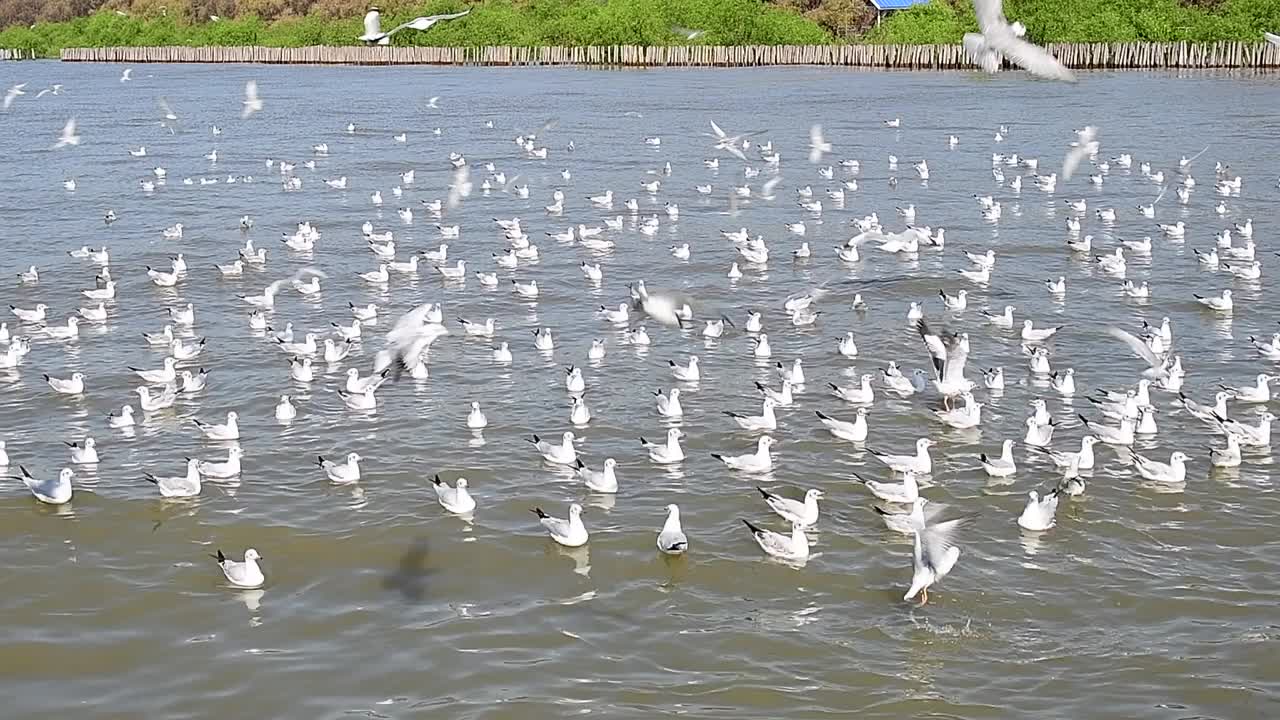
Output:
1,11,1277,608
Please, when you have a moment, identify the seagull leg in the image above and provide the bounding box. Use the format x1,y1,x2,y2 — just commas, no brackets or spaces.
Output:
919,588,929,606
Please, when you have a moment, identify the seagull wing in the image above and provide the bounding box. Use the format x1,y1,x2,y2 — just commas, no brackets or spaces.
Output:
1264,31,1280,47
916,515,970,574
708,119,727,139
990,31,1076,82
1106,327,1162,368
916,320,948,378
972,0,1007,34
941,333,969,385
391,9,471,36
1062,145,1090,180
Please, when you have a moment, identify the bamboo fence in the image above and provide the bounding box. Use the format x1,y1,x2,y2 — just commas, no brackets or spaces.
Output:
1,48,36,60
51,42,1280,69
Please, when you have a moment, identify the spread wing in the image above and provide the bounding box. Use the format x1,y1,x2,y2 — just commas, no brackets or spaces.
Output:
972,0,1007,34
1106,327,1161,368
1062,145,1089,180
393,9,471,35
990,31,1076,82
942,334,969,385
916,320,948,378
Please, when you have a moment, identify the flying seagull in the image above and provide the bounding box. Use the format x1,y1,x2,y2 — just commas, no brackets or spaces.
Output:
54,117,80,148
359,7,471,45
967,0,1074,82
671,26,706,40
241,80,262,119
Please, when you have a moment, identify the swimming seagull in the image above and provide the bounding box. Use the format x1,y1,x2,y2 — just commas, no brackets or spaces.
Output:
741,519,809,562
969,0,1075,82
1128,450,1190,484
532,504,588,547
432,475,476,514
528,432,577,465
212,549,264,589
656,504,688,555
144,458,202,498
8,466,74,504
1017,488,1061,530
757,487,822,527
317,453,362,483
575,458,618,493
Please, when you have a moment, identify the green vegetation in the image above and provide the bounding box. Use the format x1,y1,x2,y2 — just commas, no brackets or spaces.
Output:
1,0,1278,56
866,0,1280,44
0,0,834,57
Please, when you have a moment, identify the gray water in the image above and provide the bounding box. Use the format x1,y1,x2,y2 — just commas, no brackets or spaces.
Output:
2,63,1280,719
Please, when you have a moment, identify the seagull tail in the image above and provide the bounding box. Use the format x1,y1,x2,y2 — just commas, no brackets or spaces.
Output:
741,518,764,534
531,507,548,519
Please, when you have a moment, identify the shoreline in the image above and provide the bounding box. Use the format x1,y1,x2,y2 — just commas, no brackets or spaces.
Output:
53,42,1280,69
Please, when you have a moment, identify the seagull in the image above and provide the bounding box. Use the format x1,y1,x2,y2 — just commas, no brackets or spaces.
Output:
54,118,80,148
527,432,577,465
193,411,239,440
655,388,684,418
1062,126,1099,180
432,475,476,514
212,549,265,589
143,458,202,498
642,428,686,464
757,487,822,527
1213,412,1274,447
575,458,618,493
724,398,778,432
532,504,588,547
317,452,362,483
241,80,263,119
969,0,1075,81
1128,450,1191,484
856,470,920,504
1017,488,1062,531
904,513,972,604
64,437,99,465
656,504,689,555
1209,433,1242,468
1032,435,1098,470
196,447,244,479
360,8,471,44
981,439,1017,477
8,466,74,504
871,438,935,474
917,320,973,396
712,436,774,473
741,519,809,562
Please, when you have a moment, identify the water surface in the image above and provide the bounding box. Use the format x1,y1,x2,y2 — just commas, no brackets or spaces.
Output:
2,64,1280,719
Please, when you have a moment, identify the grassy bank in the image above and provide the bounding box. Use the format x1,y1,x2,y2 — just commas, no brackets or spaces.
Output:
0,0,833,58
2,0,1278,57
867,0,1280,44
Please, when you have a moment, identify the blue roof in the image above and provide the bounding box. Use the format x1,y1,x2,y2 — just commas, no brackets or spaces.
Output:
870,0,930,9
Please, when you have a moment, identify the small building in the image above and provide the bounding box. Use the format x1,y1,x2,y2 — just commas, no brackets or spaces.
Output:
869,0,931,26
